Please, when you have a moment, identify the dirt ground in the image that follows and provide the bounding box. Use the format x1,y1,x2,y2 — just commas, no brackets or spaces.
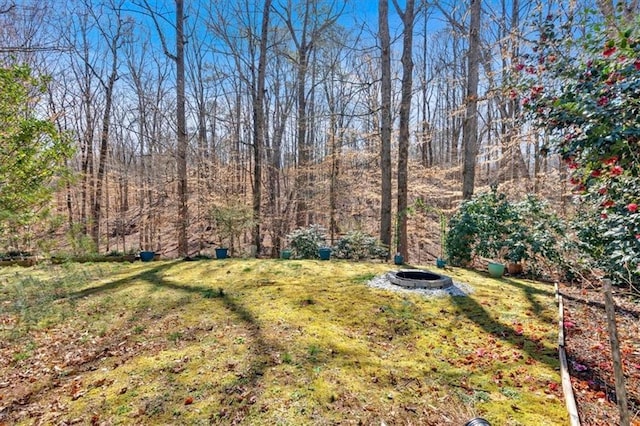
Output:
559,282,640,426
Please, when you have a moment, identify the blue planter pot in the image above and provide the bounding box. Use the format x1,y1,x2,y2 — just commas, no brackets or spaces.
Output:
318,247,331,260
215,248,229,259
140,251,155,262
280,249,292,259
394,254,404,265
436,258,447,268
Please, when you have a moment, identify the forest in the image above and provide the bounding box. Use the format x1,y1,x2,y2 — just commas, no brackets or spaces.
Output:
1,1,640,424
4,0,639,293
0,0,580,261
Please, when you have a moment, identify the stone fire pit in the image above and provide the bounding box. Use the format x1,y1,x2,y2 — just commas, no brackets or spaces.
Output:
388,269,453,289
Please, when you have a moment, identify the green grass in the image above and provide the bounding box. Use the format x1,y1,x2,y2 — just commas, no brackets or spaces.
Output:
0,259,567,425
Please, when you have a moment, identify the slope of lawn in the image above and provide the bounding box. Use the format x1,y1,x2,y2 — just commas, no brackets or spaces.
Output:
0,259,567,425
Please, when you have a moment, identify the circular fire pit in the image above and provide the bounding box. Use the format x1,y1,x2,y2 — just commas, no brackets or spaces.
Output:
388,269,453,289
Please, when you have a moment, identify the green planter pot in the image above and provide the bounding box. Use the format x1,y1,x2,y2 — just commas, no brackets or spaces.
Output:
318,247,331,261
215,248,229,259
487,261,505,278
280,249,292,259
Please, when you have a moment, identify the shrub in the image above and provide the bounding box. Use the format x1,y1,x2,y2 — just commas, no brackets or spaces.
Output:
445,187,515,265
445,188,566,278
209,199,254,253
332,231,388,260
520,13,640,291
286,225,327,259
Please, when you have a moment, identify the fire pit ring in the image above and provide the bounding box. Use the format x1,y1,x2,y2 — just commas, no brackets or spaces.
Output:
388,269,453,289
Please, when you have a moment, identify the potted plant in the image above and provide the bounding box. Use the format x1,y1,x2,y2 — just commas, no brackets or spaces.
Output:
209,198,255,258
504,238,527,275
392,209,408,265
285,225,328,259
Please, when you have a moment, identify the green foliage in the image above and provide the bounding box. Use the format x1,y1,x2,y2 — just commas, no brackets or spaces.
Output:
445,188,565,276
332,230,388,260
446,188,515,265
285,224,327,259
66,222,97,256
209,198,254,251
0,64,73,250
520,13,640,290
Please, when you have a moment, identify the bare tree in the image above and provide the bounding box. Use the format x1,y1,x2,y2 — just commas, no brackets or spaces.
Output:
143,0,189,256
393,0,415,260
251,0,271,255
277,0,343,227
378,0,392,255
461,0,481,199
89,0,129,251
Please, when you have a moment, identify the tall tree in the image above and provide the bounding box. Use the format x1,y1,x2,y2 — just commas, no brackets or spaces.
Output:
252,0,272,255
89,0,129,251
378,0,392,255
461,0,481,199
144,0,189,256
278,0,342,226
175,0,188,257
393,0,415,261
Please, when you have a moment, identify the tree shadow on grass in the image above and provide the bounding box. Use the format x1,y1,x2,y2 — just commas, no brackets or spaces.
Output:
449,293,559,371
62,260,284,422
116,263,282,423
65,261,180,299
500,277,557,324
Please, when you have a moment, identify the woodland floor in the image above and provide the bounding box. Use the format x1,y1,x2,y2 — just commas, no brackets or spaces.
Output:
559,281,640,426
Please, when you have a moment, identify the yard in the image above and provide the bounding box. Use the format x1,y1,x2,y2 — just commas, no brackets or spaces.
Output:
1,259,567,425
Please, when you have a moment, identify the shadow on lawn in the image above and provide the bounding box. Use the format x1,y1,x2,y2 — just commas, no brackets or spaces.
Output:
449,282,559,371
501,277,557,323
67,260,280,422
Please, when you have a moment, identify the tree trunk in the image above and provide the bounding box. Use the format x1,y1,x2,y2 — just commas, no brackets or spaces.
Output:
252,0,271,256
462,0,482,199
379,0,392,256
91,71,116,252
393,0,415,261
176,0,188,257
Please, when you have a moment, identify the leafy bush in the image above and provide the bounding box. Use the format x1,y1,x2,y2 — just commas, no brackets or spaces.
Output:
332,231,388,260
286,225,327,259
445,188,566,277
520,14,640,290
445,188,516,265
209,199,254,253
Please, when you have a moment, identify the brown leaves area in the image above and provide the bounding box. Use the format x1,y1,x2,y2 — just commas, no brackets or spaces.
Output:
0,324,164,424
560,282,640,426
